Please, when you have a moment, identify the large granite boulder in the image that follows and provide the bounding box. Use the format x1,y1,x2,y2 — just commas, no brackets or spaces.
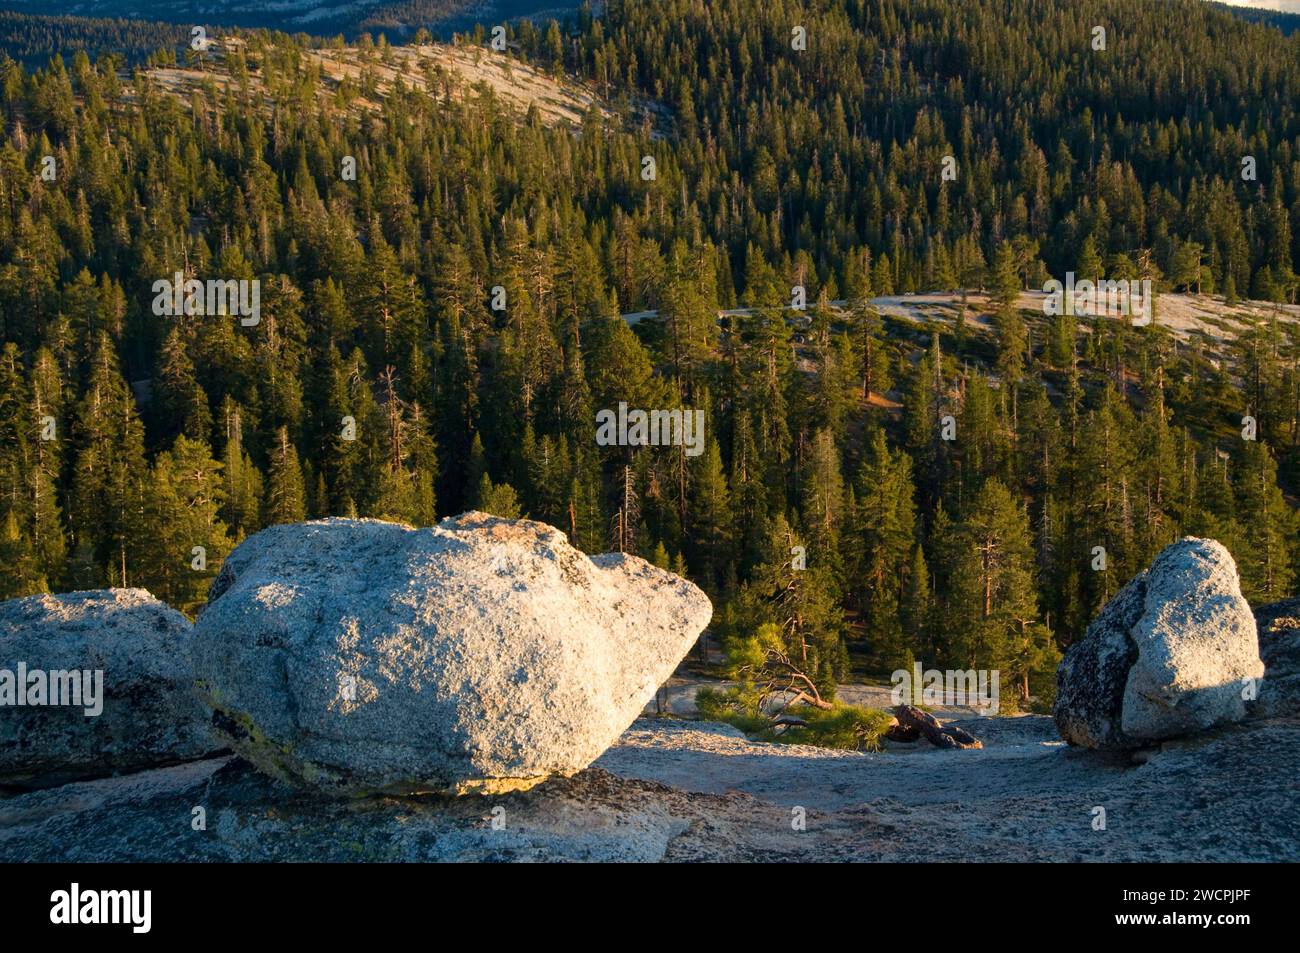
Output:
0,589,213,789
1055,538,1263,749
191,513,712,795
1251,598,1300,718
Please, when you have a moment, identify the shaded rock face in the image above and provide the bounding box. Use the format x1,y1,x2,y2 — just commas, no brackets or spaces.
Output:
1053,574,1144,748
192,513,712,795
1055,538,1263,749
1251,598,1300,718
0,589,213,789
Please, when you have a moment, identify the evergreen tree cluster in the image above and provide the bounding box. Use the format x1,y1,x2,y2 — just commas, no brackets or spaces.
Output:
0,2,1298,705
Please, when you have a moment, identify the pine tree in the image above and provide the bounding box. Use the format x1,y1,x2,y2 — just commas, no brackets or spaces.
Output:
69,335,147,587
0,343,34,591
1048,310,1077,369
851,428,917,669
902,542,932,660
138,435,231,615
732,514,847,701
0,509,42,598
264,426,307,526
219,399,263,540
942,478,1051,708
687,439,733,596
800,428,845,578
476,473,523,519
850,301,888,398
1076,234,1104,279
1234,441,1296,603
155,326,212,444
991,240,1020,312
650,540,671,570
27,463,65,589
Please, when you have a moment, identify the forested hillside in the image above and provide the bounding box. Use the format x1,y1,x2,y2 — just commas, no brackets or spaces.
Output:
2,0,1300,710
0,12,190,65
1213,2,1300,35
0,1,578,44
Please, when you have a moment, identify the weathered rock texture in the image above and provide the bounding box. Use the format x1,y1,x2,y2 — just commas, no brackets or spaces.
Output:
4,714,1298,862
0,589,212,789
1055,537,1264,749
191,513,712,795
1251,598,1300,718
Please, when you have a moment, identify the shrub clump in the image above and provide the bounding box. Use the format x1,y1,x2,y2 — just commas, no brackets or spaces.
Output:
696,685,894,752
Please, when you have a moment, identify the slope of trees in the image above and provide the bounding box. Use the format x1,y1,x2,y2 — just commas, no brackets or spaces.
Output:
1,2,1298,704
0,12,190,66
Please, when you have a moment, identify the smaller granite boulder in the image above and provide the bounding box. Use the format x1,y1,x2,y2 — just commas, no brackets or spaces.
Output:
1055,538,1264,749
0,589,213,789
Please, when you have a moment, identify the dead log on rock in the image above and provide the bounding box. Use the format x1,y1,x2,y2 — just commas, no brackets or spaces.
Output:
890,705,982,749
883,718,920,743
770,716,809,730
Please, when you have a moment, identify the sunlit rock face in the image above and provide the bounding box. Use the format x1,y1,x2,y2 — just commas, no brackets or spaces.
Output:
1056,538,1263,749
192,513,712,795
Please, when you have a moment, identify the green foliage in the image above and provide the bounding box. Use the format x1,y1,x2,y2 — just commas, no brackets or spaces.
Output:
698,621,891,749
475,474,522,520
695,685,894,752
0,3,1298,677
778,705,896,751
693,686,771,736
730,527,847,700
